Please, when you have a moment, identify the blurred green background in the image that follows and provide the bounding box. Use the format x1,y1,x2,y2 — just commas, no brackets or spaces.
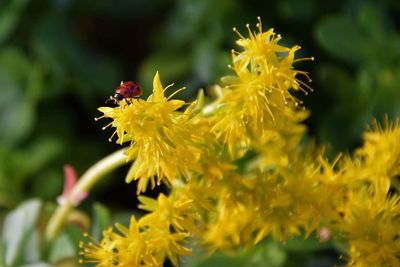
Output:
0,0,399,266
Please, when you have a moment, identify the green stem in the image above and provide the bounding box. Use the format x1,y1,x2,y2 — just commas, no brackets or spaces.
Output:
45,148,128,242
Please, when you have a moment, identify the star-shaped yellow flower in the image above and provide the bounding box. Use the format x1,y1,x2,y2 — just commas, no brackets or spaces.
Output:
97,72,204,192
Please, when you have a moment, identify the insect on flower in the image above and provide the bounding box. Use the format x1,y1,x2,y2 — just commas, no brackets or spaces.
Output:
107,81,143,103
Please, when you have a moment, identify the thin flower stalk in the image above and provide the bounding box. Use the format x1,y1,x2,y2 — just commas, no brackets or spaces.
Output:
45,148,127,242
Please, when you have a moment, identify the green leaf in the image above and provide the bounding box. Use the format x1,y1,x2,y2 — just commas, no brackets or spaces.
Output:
1,199,42,267
0,148,21,207
30,169,62,200
91,203,111,241
187,240,287,267
0,47,32,82
357,2,392,40
282,234,333,252
48,233,76,264
316,63,358,102
188,252,249,267
22,230,40,264
0,98,34,146
315,15,371,65
0,48,35,146
26,64,45,104
0,0,30,44
251,241,286,267
17,138,63,179
64,225,84,251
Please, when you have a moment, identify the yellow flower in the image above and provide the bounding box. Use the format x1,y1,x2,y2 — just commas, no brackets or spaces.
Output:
81,215,192,267
209,18,312,157
138,192,199,234
97,72,204,192
322,118,400,266
201,144,345,250
356,117,400,178
232,18,312,96
85,18,400,267
80,228,121,266
340,191,400,267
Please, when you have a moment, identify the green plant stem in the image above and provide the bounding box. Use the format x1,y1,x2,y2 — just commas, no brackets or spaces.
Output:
45,148,127,242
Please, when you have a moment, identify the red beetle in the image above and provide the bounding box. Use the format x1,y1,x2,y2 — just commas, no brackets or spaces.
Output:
112,81,143,101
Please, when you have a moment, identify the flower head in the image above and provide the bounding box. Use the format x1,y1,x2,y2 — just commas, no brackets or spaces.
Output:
83,18,400,267
210,18,312,157
81,192,195,267
324,117,400,266
81,215,191,267
80,229,121,266
356,116,400,178
341,191,400,267
97,72,204,192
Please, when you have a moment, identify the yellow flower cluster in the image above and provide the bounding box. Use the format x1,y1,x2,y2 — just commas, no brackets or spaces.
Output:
209,18,312,157
97,72,204,192
80,207,191,267
84,18,400,267
328,118,400,267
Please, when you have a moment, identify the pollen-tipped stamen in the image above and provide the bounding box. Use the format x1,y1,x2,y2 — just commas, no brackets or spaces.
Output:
101,121,114,131
94,115,105,122
256,16,262,32
167,87,186,100
293,56,315,64
232,27,246,40
161,83,175,96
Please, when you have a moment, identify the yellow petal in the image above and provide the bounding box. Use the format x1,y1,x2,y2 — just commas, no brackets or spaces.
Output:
151,71,165,102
